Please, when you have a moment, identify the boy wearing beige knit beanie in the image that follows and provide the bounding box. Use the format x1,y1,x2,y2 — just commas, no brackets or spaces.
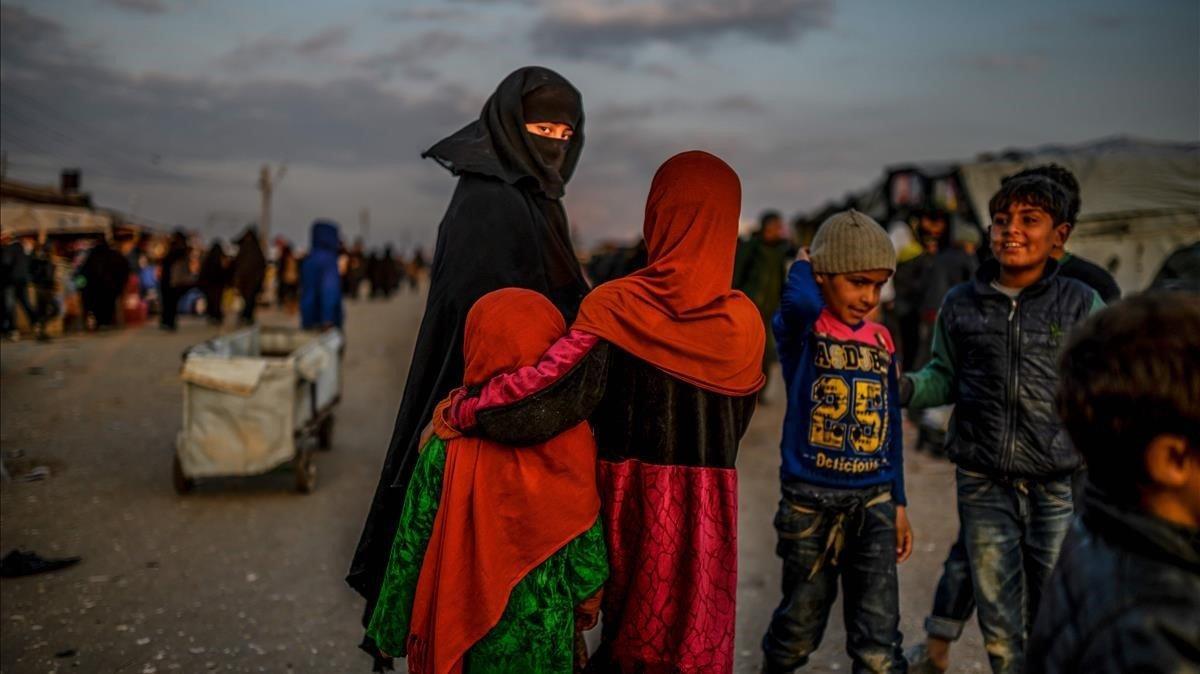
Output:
761,209,911,673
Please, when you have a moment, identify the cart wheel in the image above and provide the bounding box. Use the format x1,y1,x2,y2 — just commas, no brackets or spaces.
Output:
172,455,194,495
317,415,334,451
294,450,317,493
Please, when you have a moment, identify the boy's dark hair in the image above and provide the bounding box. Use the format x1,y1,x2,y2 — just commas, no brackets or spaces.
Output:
1057,293,1200,502
1004,163,1081,225
760,210,783,229
988,175,1072,225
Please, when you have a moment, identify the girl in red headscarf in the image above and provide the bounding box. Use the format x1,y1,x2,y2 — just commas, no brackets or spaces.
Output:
367,288,607,674
445,151,766,673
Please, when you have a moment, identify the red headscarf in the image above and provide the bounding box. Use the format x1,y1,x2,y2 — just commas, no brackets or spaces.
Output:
574,150,766,396
407,289,600,674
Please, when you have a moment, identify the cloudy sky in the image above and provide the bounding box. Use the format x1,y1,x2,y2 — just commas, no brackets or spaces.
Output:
2,0,1197,249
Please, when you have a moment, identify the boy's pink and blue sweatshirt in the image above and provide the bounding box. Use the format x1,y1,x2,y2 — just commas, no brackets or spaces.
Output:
774,261,905,504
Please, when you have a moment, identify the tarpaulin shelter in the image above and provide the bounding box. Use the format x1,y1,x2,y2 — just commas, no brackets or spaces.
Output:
957,137,1199,292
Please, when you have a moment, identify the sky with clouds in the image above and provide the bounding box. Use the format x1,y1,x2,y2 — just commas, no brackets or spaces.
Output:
1,0,1197,249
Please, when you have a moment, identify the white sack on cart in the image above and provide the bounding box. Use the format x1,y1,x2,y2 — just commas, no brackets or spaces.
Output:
181,357,269,396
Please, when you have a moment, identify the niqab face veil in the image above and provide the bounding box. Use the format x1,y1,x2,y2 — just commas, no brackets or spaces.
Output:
528,135,569,174
421,66,584,199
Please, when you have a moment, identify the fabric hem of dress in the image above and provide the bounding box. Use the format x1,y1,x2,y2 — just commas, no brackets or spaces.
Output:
408,509,604,674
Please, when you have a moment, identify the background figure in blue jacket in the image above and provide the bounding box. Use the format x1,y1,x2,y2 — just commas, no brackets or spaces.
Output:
300,220,344,330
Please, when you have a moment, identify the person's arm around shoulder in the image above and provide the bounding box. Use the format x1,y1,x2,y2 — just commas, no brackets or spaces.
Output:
441,330,610,446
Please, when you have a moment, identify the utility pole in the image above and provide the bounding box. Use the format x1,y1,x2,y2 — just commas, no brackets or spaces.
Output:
258,165,272,244
256,163,287,246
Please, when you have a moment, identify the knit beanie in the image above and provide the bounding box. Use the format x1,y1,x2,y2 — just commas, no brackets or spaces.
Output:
809,209,896,274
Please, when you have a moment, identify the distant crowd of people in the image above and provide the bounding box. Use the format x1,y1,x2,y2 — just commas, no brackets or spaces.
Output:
0,221,430,341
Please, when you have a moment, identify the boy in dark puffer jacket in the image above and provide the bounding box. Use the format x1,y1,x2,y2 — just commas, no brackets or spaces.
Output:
1028,293,1200,673
900,175,1103,674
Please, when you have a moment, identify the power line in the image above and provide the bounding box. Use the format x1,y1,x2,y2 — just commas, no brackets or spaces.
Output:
0,130,58,157
0,96,222,188
0,126,234,191
1,89,169,169
0,102,185,183
1,91,255,191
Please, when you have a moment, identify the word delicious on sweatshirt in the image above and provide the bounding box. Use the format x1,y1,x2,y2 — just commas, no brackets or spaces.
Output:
773,261,905,504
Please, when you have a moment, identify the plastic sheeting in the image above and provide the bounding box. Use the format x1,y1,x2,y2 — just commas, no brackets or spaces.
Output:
958,142,1200,227
957,139,1200,292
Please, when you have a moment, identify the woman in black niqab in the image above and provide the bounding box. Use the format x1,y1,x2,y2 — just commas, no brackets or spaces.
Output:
347,66,590,669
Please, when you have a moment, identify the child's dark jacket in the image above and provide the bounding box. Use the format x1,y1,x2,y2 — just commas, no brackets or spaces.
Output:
1028,488,1200,673
906,257,1102,479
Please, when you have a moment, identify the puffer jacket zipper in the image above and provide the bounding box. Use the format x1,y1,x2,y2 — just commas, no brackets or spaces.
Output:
1001,295,1021,474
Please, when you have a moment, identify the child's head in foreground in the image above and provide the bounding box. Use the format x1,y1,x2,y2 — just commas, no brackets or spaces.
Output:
809,209,897,325
1058,293,1200,528
987,175,1072,283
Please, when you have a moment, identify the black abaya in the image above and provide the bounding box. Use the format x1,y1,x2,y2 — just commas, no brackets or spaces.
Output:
159,232,190,329
346,66,590,664
81,241,131,327
231,229,265,323
199,243,228,322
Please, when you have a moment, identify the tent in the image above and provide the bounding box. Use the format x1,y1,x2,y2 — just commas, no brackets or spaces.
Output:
956,137,1200,292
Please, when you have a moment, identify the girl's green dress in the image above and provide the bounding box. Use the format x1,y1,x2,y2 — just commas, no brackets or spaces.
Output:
367,436,608,672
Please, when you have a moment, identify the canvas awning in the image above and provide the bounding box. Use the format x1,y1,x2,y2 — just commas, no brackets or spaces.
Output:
0,202,112,237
